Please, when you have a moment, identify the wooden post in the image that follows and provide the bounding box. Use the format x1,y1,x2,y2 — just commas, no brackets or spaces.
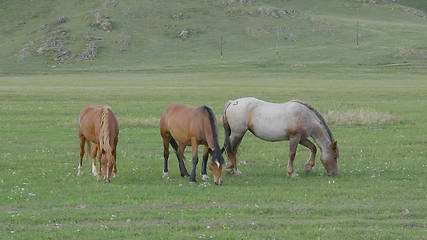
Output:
356,20,359,47
220,36,223,59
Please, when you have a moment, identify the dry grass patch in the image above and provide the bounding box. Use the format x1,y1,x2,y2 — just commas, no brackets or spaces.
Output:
120,117,159,127
121,116,223,128
325,109,395,126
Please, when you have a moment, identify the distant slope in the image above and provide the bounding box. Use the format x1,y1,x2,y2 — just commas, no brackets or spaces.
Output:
399,0,427,12
0,0,426,74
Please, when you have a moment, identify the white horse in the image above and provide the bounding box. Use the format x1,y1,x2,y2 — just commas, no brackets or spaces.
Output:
222,97,339,177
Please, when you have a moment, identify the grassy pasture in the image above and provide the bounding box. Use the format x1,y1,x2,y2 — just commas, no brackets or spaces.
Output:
0,70,426,239
1,0,427,238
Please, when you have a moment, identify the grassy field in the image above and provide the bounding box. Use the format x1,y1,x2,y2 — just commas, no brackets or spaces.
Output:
1,0,427,239
1,70,426,239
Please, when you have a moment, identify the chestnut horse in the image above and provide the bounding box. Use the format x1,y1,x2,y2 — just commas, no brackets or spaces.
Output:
160,104,224,185
223,97,339,177
78,106,119,183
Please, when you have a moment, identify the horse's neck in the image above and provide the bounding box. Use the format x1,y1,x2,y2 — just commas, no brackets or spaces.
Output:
206,134,218,151
204,127,218,152
312,125,332,152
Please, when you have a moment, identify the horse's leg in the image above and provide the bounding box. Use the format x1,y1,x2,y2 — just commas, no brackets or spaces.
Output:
201,145,210,181
226,132,245,175
300,138,317,174
177,143,190,177
287,136,301,177
112,150,117,177
106,152,114,183
101,153,109,183
112,136,118,177
77,136,85,176
97,144,102,181
89,142,98,176
162,136,170,178
189,138,199,183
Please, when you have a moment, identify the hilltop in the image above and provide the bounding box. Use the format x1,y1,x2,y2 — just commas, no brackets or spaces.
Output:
0,0,426,74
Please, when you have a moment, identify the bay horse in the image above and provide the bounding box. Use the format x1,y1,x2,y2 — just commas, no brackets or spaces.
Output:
160,104,224,185
222,97,339,177
78,106,119,183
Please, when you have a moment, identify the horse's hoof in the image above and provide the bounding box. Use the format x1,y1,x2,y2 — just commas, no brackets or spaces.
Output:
91,166,97,176
304,167,312,174
162,172,170,179
189,181,197,184
225,168,241,175
201,174,209,181
77,171,83,177
288,172,299,178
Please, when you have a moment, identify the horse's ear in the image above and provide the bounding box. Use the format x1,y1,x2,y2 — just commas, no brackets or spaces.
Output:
220,147,225,154
215,160,220,167
332,141,338,150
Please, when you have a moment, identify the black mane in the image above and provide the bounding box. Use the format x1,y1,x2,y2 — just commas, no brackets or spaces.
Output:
291,100,334,142
201,106,224,164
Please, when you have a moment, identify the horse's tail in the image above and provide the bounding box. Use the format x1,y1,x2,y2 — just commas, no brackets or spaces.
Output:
222,101,232,154
169,137,182,161
99,106,112,154
169,137,178,152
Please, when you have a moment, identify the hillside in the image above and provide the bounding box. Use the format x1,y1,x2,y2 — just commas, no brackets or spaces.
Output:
0,0,426,74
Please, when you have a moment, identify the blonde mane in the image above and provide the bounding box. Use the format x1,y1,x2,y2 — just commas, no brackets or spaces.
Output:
99,106,112,153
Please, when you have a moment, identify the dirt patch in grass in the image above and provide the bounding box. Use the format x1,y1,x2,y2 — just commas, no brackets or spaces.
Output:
325,109,395,126
399,6,427,19
310,16,340,34
397,47,427,59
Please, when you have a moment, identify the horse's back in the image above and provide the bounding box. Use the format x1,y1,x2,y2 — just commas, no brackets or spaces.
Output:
79,106,102,139
225,98,317,141
160,104,210,145
79,106,119,142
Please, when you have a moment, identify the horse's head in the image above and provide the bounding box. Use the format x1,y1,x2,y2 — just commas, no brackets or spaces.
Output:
101,150,116,183
210,149,224,185
320,141,339,176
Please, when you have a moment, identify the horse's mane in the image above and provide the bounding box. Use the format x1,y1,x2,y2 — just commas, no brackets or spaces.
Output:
291,100,334,142
201,106,224,164
99,106,112,153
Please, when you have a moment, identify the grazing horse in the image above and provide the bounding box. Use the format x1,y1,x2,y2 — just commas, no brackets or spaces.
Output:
223,97,339,177
78,106,119,183
160,104,224,185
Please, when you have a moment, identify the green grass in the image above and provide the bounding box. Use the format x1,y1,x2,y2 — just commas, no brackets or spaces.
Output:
1,0,427,239
1,70,426,239
1,0,427,74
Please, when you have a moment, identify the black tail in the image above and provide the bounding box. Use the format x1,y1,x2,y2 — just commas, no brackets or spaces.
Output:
169,137,178,152
222,101,232,154
169,137,182,161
